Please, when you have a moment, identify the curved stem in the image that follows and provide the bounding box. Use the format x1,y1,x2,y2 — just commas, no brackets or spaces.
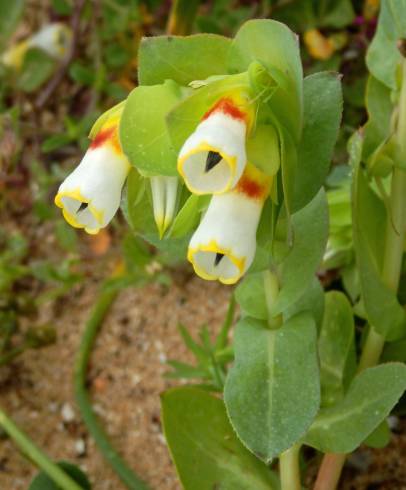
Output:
0,409,82,490
313,454,345,490
280,443,302,490
74,286,149,490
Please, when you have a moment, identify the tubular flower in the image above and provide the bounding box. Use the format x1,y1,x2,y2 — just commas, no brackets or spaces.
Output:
188,163,272,285
150,176,179,238
55,111,130,234
178,94,254,195
2,23,72,70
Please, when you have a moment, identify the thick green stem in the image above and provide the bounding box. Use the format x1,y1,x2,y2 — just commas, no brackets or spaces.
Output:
0,409,82,490
263,270,283,329
314,59,406,490
74,286,149,490
263,271,301,487
166,0,200,35
280,443,302,490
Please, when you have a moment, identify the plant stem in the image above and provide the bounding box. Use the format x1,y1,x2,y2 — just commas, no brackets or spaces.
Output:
263,270,283,329
280,443,302,490
166,0,200,35
263,270,301,487
74,286,149,490
314,59,406,490
0,409,82,490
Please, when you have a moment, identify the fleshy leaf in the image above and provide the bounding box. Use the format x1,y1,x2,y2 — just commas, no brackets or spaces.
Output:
352,164,406,340
271,189,329,316
120,80,182,176
305,363,406,453
228,19,303,141
366,0,406,89
224,314,320,463
292,72,343,212
138,34,232,86
161,386,279,490
318,291,355,407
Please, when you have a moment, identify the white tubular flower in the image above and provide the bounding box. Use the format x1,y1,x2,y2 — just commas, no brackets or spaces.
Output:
178,95,254,195
188,163,272,285
150,176,179,238
55,111,130,235
2,23,72,70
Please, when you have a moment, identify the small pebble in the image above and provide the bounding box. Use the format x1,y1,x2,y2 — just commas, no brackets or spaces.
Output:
61,402,75,423
74,438,86,456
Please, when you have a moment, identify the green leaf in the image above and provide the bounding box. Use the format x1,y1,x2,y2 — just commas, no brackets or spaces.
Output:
138,34,232,86
366,0,406,89
123,170,156,236
318,291,355,407
161,386,278,490
362,76,393,161
292,72,343,212
271,189,329,316
224,314,320,463
271,0,354,31
166,72,250,152
17,48,56,92
228,19,303,141
364,420,391,449
280,126,297,219
382,337,406,362
235,272,268,321
0,0,25,52
168,194,209,239
120,81,181,176
29,461,91,489
305,363,406,453
284,276,325,331
246,124,280,176
352,165,406,340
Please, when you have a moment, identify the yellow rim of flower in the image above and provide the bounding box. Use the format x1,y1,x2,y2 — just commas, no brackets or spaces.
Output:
54,188,104,235
187,239,245,285
177,142,237,195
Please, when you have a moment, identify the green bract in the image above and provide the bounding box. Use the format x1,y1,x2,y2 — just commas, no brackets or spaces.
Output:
120,80,182,176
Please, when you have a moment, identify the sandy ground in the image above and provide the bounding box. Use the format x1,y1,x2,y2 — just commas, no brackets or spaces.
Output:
0,274,231,490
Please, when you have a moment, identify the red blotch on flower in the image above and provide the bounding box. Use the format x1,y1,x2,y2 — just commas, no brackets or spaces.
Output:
236,175,266,200
90,126,121,153
203,98,247,122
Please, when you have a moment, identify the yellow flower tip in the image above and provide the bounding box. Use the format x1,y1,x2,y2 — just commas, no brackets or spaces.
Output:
84,227,100,235
154,215,166,239
55,189,105,233
187,241,246,285
304,29,335,61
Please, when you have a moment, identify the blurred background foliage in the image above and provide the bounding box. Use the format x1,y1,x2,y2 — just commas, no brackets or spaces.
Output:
0,0,375,365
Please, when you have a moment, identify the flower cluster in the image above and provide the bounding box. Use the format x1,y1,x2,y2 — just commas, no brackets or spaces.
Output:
55,90,273,284
179,95,271,284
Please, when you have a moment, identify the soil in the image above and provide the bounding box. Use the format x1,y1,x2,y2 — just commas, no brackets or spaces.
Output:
0,271,232,490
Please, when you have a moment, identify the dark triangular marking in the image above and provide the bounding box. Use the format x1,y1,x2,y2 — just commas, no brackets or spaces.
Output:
77,202,88,213
214,253,225,266
205,151,222,172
